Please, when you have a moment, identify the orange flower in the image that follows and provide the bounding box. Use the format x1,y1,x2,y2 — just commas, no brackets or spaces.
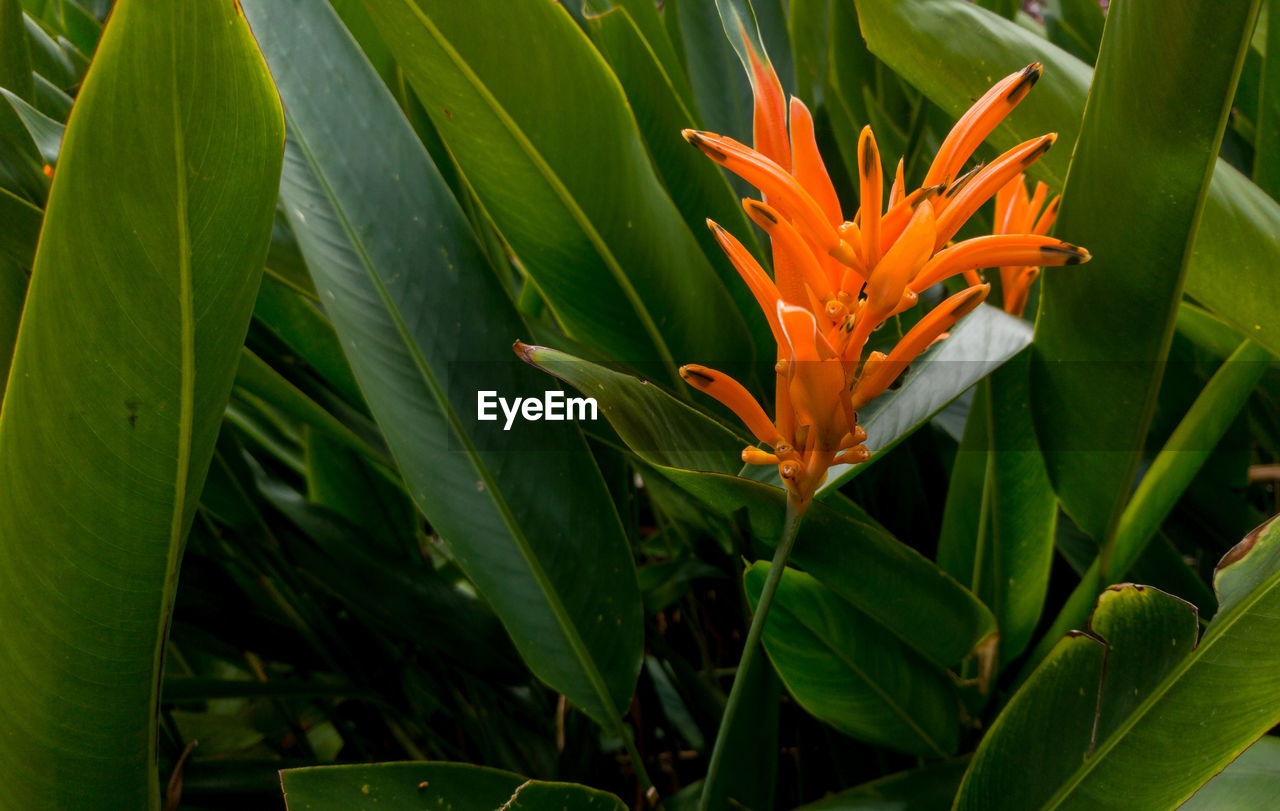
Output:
679,61,1090,507
962,173,1066,317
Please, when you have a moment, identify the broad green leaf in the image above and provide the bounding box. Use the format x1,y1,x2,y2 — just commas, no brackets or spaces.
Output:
0,0,283,806
21,12,75,89
1181,736,1280,809
787,0,832,106
746,563,960,757
1027,338,1271,667
580,3,773,353
361,0,755,383
797,758,968,810
854,0,1280,365
1031,0,1259,541
960,515,1280,809
519,344,998,666
976,0,1020,19
938,350,1058,666
304,431,415,556
240,0,643,728
280,763,626,811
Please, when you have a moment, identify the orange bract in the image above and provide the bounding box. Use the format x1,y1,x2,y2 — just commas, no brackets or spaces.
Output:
681,58,1089,507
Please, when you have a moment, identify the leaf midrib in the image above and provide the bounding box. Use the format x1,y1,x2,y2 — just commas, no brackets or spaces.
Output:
395,0,679,382
773,595,948,758
283,110,626,726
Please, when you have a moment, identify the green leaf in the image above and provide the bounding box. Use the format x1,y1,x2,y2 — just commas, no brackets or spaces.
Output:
362,0,755,383
0,0,283,806
1026,338,1271,668
1,84,62,162
960,515,1280,809
854,0,1280,367
746,563,960,757
1031,0,1259,541
0,258,23,395
797,759,969,810
671,0,754,146
280,763,626,811
1181,736,1280,809
240,0,643,728
938,350,1058,666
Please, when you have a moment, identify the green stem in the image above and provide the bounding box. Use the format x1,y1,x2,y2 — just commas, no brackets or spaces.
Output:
698,497,805,811
617,718,659,807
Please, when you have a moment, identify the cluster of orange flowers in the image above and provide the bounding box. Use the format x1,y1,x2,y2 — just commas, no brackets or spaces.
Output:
679,56,1088,507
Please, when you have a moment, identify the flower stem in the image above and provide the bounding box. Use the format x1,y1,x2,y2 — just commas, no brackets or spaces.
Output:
698,497,806,811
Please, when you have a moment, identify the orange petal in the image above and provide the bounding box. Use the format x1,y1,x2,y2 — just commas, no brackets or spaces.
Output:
680,364,779,445
933,134,1057,249
684,130,856,265
852,284,991,409
1034,195,1061,235
789,97,841,225
746,34,791,171
707,219,784,345
742,446,781,466
848,201,936,361
910,234,1089,293
881,184,944,248
924,63,1042,187
778,303,848,446
857,126,883,269
744,199,834,302
888,158,906,209
1025,182,1049,232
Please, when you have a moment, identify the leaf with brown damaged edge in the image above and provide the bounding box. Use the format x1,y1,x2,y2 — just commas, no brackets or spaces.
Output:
956,514,1280,810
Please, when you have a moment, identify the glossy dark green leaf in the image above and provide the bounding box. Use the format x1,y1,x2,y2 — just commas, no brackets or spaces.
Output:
672,0,753,145
362,0,755,383
938,350,1058,666
280,763,626,811
1031,0,1259,542
746,563,960,757
240,0,643,728
854,0,1280,367
960,515,1280,809
0,0,283,806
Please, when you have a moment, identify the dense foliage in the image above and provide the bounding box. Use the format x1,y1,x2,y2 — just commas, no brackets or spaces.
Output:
1,0,1279,809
